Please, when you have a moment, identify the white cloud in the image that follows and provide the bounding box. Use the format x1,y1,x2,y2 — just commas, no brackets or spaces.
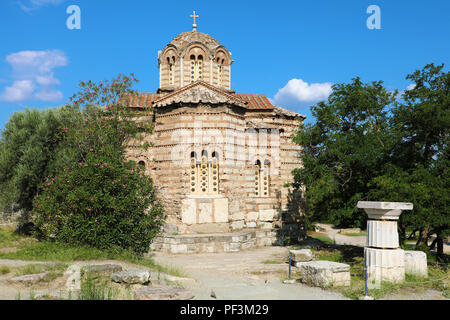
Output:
0,50,68,103
34,88,63,101
271,78,333,108
18,0,65,12
1,80,35,103
406,84,416,91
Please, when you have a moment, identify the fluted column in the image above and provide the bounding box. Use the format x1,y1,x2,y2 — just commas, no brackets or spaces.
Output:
357,201,413,289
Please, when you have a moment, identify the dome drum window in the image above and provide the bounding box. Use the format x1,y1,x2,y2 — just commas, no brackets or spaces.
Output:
189,52,204,83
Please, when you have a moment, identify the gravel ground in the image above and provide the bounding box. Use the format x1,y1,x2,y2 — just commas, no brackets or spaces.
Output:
152,246,349,300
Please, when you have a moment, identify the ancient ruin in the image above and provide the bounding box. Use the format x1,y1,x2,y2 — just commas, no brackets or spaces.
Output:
124,15,306,252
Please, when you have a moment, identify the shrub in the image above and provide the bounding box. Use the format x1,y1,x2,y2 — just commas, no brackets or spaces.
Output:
31,74,165,255
32,155,164,255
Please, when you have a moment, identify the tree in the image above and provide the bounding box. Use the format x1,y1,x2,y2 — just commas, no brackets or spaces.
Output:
0,105,79,219
31,74,165,255
292,77,397,228
370,63,449,256
293,63,449,258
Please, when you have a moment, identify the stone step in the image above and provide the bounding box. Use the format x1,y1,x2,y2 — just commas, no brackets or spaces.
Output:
150,229,276,254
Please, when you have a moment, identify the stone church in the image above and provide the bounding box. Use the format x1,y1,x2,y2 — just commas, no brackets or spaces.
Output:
124,15,306,253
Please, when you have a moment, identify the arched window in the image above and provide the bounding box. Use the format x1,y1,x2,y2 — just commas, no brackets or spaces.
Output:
262,160,270,197
167,56,175,86
254,160,261,197
218,58,223,87
200,151,208,194
190,150,219,194
190,54,203,83
190,152,198,194
254,160,270,197
215,50,228,87
210,152,219,194
138,160,146,167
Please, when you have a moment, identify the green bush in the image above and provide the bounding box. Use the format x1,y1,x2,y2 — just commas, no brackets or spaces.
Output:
32,155,164,255
30,74,165,255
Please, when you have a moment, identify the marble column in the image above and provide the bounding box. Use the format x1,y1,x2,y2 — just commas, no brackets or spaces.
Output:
357,201,413,289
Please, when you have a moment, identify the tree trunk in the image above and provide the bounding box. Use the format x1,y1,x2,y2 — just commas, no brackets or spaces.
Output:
407,229,418,240
398,222,406,246
415,227,430,248
429,237,438,250
436,236,444,258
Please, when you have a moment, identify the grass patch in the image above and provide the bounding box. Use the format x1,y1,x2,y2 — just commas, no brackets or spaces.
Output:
309,234,334,244
78,271,120,300
342,232,367,237
262,259,283,265
0,265,11,274
0,227,21,243
12,263,68,284
0,228,186,278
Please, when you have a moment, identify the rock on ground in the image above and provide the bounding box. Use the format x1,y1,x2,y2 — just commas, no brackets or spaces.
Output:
9,272,48,284
111,269,151,285
82,264,123,274
134,285,195,300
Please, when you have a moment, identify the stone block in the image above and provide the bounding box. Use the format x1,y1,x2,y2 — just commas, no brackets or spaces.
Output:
357,201,413,220
290,249,313,264
82,264,123,274
247,211,259,221
231,211,245,221
259,209,276,221
230,220,244,230
189,223,229,234
367,220,398,248
10,272,48,284
365,247,405,289
198,200,213,223
404,250,427,277
134,286,195,300
257,237,273,247
163,223,178,234
214,198,229,223
170,244,188,254
246,221,257,228
111,269,151,285
258,222,273,229
181,198,196,225
297,261,350,287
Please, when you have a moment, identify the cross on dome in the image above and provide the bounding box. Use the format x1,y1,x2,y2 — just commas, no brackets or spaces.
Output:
190,11,199,31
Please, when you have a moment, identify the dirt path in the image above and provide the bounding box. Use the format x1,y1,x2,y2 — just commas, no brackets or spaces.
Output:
151,246,349,300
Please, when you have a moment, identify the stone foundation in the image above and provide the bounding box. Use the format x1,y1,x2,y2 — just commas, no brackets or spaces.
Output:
150,229,277,254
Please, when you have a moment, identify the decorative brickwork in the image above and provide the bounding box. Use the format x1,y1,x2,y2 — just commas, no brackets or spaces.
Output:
125,27,307,250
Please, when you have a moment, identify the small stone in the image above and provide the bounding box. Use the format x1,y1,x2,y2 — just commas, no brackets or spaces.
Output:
111,269,151,284
134,286,195,300
34,294,60,300
290,249,313,264
10,272,48,284
283,279,296,284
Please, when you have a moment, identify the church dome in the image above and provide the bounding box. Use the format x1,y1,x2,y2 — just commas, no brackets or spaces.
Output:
167,31,223,57
158,14,233,92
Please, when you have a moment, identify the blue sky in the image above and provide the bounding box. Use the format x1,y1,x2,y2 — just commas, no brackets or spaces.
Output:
0,0,449,128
